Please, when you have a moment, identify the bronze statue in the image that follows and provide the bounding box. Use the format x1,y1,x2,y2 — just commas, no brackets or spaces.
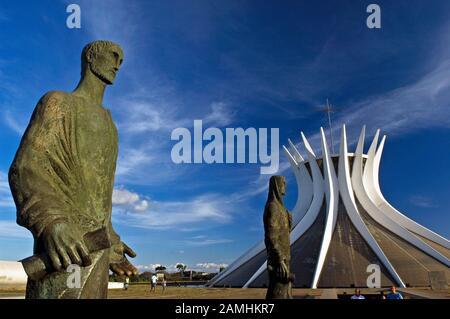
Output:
9,40,138,298
264,175,293,299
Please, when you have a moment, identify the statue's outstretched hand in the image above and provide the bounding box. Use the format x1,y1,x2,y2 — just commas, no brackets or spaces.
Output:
42,220,92,271
109,242,138,276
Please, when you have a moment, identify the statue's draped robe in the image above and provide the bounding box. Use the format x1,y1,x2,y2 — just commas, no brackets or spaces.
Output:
264,176,292,299
9,91,120,298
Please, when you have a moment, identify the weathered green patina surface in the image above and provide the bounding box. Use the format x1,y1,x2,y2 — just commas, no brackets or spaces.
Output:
264,175,293,299
9,41,138,299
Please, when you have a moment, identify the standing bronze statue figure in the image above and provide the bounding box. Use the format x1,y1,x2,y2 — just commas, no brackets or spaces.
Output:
9,40,138,298
264,175,294,299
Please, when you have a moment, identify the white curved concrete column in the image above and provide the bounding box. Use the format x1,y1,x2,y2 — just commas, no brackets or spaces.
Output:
289,132,326,242
243,260,267,288
283,146,301,224
338,126,405,288
311,128,339,289
364,134,450,249
352,128,450,267
285,142,314,225
288,138,303,163
208,240,266,286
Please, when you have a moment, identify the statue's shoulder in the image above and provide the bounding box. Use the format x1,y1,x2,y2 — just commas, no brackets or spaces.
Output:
39,91,72,106
35,91,74,118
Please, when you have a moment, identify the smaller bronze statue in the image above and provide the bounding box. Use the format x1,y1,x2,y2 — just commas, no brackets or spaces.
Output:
264,175,294,299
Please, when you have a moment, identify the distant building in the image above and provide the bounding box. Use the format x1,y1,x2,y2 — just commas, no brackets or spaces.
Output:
156,273,165,281
0,260,124,289
0,261,27,286
209,126,450,288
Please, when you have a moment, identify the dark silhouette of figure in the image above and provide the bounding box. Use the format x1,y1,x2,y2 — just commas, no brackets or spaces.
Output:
264,175,293,299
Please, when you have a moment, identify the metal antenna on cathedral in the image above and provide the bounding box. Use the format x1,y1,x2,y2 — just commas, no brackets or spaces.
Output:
321,99,335,154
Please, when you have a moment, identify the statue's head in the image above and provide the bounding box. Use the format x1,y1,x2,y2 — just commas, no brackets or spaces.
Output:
81,40,124,85
268,175,286,202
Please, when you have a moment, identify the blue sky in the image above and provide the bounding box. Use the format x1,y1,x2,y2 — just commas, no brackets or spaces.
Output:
1,0,450,273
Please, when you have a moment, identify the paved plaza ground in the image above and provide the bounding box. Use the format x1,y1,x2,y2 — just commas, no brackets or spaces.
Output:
0,284,448,299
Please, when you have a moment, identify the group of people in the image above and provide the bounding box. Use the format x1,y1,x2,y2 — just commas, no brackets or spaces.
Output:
150,274,167,292
122,273,168,292
351,286,404,299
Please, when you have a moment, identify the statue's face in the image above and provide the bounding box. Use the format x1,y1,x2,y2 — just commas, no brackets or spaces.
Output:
90,46,124,85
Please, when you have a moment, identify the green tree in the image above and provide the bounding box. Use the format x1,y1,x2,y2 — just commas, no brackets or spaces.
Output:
176,263,187,273
155,265,166,272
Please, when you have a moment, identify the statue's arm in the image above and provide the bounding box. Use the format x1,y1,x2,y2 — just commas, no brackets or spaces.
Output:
9,91,74,238
9,91,92,270
265,203,290,281
265,203,285,263
108,219,121,245
287,210,293,231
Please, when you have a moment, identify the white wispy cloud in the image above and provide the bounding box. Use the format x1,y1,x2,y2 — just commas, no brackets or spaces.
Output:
3,110,26,135
136,263,164,272
194,262,229,272
133,200,149,212
136,263,184,273
112,188,149,212
76,0,141,57
112,188,140,205
115,147,154,178
116,99,188,135
0,171,15,208
335,60,450,136
185,238,233,247
203,102,235,127
409,195,437,209
113,193,235,230
280,59,450,174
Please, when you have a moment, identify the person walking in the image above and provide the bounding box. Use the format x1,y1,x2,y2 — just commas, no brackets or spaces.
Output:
151,274,157,292
162,275,167,292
